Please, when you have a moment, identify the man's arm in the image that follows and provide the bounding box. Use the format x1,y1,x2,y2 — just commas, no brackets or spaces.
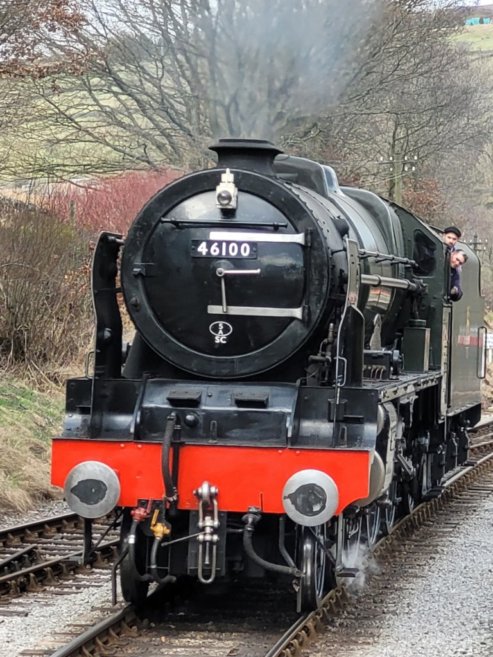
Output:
450,268,463,301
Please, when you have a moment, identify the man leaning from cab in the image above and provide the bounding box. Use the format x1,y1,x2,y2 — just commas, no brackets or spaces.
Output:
449,249,468,301
442,226,461,252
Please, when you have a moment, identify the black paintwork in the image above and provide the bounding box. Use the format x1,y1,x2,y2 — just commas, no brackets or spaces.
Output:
63,141,485,594
70,479,107,505
69,140,484,455
120,169,335,378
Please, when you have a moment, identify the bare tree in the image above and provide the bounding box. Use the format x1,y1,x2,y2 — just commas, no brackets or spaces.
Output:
0,1,87,177
0,0,84,77
294,0,491,207
28,0,385,171
7,0,492,202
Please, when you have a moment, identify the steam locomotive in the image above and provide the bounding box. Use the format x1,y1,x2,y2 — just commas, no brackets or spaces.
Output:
51,139,484,611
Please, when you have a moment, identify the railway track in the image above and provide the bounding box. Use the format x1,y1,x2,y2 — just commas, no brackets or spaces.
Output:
469,415,493,442
22,438,492,657
0,513,118,600
273,440,493,657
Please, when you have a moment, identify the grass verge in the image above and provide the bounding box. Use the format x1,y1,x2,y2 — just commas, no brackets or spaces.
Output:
0,374,64,512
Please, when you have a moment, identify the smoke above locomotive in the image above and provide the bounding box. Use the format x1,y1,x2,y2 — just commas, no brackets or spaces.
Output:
200,1,386,141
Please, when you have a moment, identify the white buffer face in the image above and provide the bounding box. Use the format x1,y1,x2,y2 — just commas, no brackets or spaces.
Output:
64,461,121,518
282,469,339,526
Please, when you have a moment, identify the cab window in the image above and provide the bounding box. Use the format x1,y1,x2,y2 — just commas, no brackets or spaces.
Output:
413,230,436,276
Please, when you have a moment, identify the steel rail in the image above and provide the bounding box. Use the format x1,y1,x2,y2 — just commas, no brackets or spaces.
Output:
49,604,137,657
0,513,79,547
0,540,118,597
0,545,37,573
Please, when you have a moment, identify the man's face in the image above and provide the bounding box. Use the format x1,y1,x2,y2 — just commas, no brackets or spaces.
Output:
451,251,465,269
444,232,458,247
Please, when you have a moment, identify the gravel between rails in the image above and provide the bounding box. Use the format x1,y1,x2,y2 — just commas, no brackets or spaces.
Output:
311,492,493,657
0,499,70,531
0,571,119,656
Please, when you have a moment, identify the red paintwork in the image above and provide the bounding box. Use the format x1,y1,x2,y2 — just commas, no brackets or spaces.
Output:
457,335,480,346
51,439,370,516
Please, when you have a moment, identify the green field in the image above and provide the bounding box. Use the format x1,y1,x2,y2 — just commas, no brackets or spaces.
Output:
458,23,493,51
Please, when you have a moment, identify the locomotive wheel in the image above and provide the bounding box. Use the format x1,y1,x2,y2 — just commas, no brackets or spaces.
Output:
298,525,332,611
363,503,380,548
400,480,417,516
381,480,398,535
120,521,150,606
120,546,149,606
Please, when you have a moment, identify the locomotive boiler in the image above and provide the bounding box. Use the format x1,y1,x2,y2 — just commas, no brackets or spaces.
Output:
51,139,484,611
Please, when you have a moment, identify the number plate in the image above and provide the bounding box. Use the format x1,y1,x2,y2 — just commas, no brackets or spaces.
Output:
191,240,257,259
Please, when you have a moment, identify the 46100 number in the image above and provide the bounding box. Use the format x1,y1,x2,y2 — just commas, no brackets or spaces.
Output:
191,240,257,259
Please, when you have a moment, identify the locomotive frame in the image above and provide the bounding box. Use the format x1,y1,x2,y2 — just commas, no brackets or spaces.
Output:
51,139,485,611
